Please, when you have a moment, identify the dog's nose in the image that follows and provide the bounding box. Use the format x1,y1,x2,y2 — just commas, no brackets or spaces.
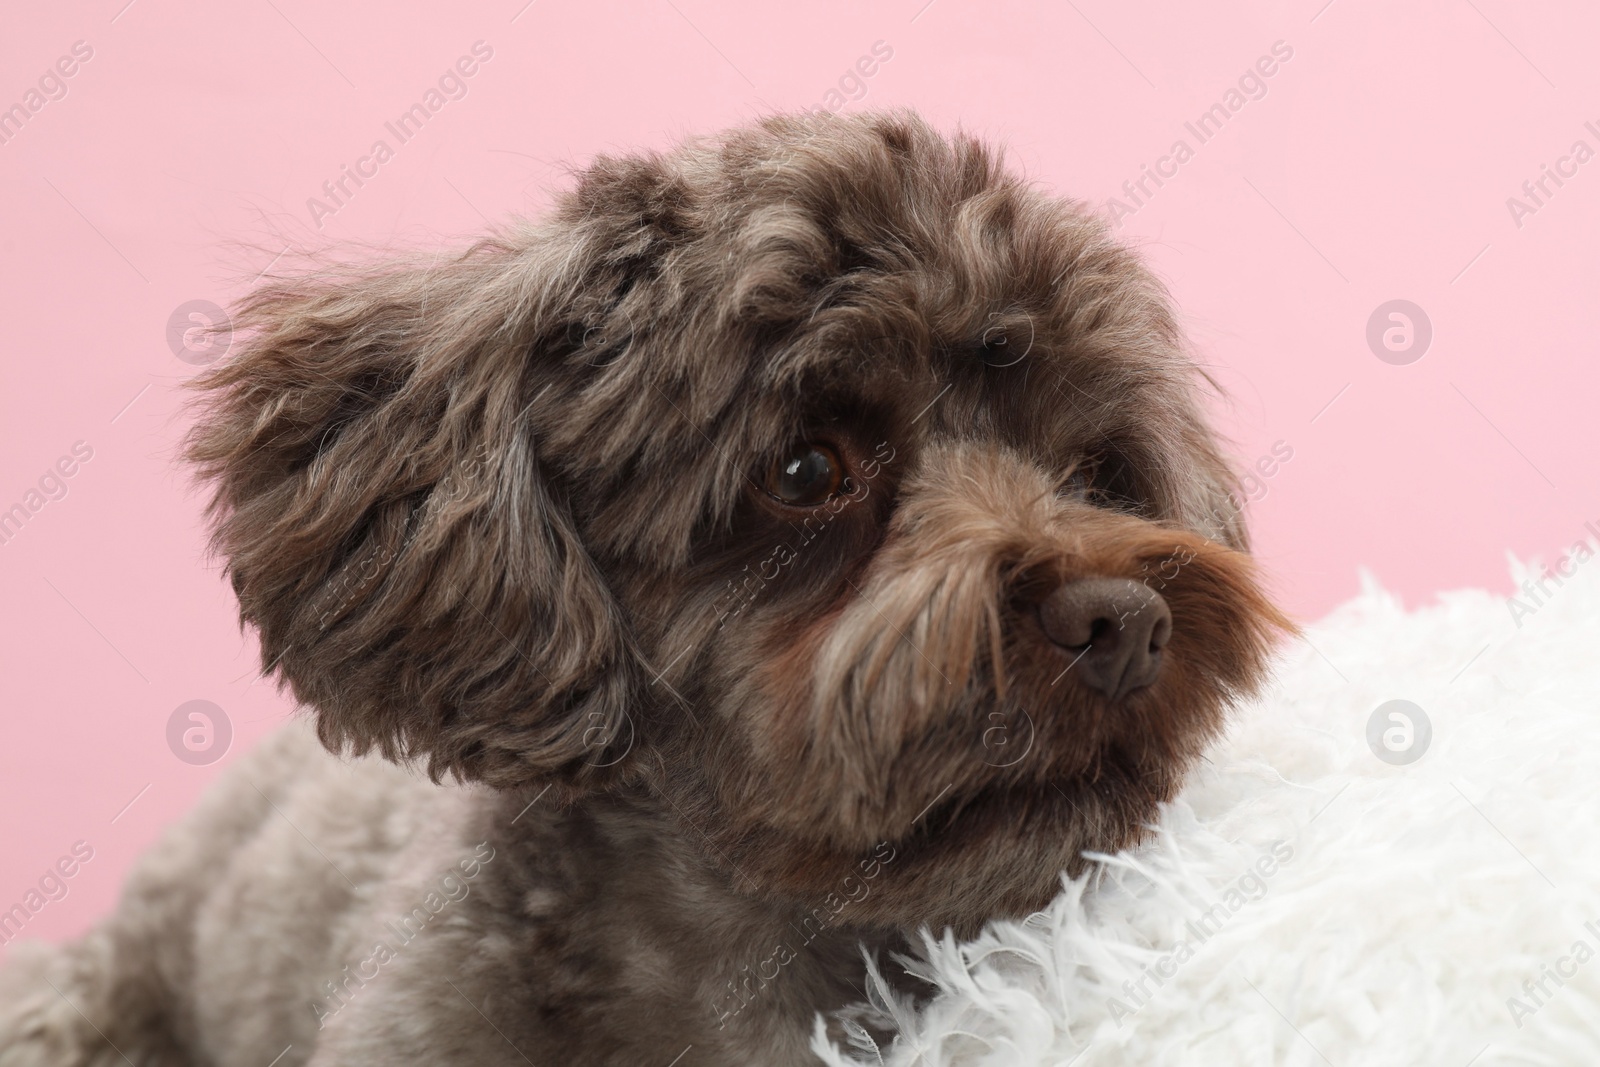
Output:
1037,578,1171,700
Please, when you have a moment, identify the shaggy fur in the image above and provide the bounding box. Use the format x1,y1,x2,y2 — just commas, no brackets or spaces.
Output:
0,111,1287,1066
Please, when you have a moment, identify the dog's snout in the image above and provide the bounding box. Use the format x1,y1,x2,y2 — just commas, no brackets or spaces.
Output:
1037,578,1171,700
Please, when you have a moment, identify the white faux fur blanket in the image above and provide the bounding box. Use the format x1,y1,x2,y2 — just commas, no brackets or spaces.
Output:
818,560,1600,1066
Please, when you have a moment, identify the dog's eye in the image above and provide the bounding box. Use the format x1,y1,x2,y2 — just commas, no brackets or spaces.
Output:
1058,450,1147,512
766,442,845,506
1058,461,1096,502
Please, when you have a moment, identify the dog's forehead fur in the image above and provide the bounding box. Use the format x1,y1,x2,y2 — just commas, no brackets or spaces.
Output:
534,112,1228,565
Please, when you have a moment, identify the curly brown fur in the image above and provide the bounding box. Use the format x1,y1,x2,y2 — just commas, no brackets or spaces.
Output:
0,110,1288,1067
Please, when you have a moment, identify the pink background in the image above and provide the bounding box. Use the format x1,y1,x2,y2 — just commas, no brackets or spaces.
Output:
2,0,1595,951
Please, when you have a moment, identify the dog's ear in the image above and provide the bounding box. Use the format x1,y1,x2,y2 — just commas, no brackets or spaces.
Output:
185,235,642,790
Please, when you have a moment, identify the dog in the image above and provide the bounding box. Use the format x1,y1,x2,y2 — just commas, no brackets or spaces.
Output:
0,110,1287,1066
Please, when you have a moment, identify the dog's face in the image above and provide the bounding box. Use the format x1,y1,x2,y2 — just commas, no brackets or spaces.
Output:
189,112,1286,933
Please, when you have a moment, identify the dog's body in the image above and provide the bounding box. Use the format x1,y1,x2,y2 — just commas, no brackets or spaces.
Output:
0,111,1285,1066
1,722,889,1066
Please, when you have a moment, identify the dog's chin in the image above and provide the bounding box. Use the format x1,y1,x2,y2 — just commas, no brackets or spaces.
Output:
704,740,1179,937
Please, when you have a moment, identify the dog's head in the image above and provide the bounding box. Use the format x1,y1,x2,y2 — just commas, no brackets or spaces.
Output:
188,111,1288,932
